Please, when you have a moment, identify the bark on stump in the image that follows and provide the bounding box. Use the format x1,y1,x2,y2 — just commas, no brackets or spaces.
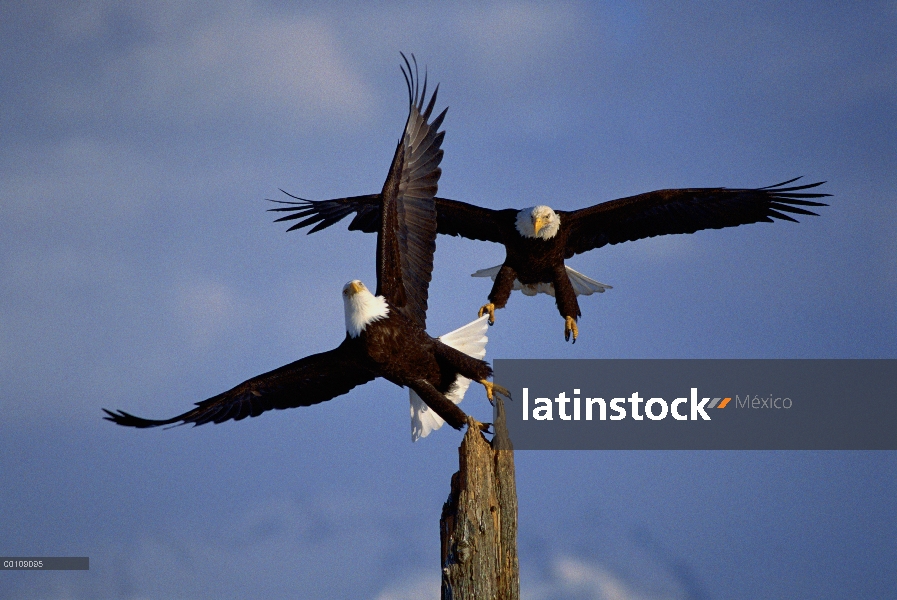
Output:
440,398,519,599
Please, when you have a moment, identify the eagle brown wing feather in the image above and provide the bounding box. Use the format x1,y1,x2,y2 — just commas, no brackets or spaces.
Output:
561,178,829,259
376,55,446,329
271,196,514,246
268,193,382,234
431,198,517,243
102,343,374,428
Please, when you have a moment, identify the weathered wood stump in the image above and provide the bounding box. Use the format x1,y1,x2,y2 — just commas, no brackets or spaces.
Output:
440,398,519,599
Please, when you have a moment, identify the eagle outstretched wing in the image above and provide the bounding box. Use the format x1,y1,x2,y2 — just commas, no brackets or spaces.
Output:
561,178,829,258
427,198,514,244
269,193,383,234
375,54,446,329
102,343,375,428
270,195,511,245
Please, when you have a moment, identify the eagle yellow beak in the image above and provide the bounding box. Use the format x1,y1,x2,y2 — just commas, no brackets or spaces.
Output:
348,281,365,295
533,216,547,236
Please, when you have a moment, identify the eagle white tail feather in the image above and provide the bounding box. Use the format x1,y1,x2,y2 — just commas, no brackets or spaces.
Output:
409,315,490,442
566,266,613,296
471,265,612,297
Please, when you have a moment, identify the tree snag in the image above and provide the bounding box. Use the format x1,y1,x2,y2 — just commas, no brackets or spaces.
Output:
440,398,519,599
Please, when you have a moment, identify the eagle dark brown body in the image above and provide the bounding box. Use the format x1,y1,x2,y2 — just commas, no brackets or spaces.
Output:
357,311,492,429
488,231,582,322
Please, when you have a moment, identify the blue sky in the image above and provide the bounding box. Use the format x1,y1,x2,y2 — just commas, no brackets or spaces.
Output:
1,2,895,598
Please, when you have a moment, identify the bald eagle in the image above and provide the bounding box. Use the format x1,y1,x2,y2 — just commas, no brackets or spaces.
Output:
270,180,828,342
104,56,507,439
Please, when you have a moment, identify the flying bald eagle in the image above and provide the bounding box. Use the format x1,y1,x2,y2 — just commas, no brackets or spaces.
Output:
270,180,829,342
104,56,507,440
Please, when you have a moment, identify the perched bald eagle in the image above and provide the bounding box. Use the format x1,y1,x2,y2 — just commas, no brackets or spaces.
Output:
270,180,829,342
104,56,507,439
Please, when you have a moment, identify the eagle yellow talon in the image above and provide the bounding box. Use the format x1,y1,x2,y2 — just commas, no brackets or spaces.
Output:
466,415,492,433
478,302,496,325
479,379,511,405
564,316,578,344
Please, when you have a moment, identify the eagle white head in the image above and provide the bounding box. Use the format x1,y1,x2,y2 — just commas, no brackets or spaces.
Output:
516,205,560,240
342,280,389,338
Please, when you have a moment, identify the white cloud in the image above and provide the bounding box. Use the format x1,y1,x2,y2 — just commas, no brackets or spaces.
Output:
3,493,406,598
553,556,645,600
376,554,687,600
376,572,440,600
523,555,686,600
43,2,373,130
454,2,580,71
132,14,367,121
175,278,242,348
49,1,111,41
0,138,156,224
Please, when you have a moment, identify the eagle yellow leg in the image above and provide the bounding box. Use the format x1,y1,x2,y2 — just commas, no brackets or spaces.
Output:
478,302,496,326
478,379,511,405
564,316,579,344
